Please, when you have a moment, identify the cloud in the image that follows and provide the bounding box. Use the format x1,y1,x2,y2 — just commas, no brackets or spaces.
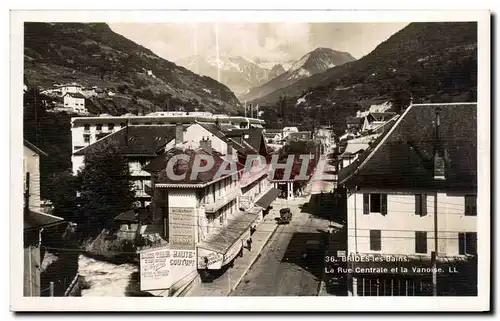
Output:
109,22,408,63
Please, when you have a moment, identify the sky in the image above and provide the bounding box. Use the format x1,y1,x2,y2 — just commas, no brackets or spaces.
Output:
109,22,409,63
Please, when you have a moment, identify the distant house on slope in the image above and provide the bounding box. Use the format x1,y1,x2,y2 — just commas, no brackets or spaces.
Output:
63,92,87,114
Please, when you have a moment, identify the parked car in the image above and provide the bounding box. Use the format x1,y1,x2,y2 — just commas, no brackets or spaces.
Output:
278,208,292,224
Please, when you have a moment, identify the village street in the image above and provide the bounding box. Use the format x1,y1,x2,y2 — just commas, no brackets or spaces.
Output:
230,195,330,296
231,154,340,296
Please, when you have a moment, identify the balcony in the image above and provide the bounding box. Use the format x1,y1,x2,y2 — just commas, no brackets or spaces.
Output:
144,182,153,196
204,188,241,214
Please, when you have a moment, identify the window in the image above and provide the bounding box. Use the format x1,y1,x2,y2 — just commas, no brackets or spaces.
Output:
83,124,90,131
84,135,90,143
120,122,127,128
364,193,387,215
370,194,381,212
458,232,477,255
96,124,102,131
465,195,477,216
108,123,114,130
370,230,381,251
415,194,427,216
415,231,427,254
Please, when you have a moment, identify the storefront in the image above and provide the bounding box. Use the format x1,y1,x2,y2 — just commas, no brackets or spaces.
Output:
196,211,260,281
254,187,280,217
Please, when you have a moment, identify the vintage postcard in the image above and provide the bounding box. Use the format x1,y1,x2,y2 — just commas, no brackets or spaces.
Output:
10,10,490,312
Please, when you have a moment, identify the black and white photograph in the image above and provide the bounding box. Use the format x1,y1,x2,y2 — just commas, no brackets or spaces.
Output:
10,9,490,312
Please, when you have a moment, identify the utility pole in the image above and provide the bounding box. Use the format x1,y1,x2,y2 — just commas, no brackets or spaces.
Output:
50,282,55,297
33,87,38,146
432,108,441,297
432,193,438,296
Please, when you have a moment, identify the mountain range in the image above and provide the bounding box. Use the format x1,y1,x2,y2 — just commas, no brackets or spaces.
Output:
240,47,356,102
176,55,292,97
23,22,477,128
251,22,477,108
256,22,477,132
23,22,241,116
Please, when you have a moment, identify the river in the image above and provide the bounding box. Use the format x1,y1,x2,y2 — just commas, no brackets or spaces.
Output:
78,254,140,296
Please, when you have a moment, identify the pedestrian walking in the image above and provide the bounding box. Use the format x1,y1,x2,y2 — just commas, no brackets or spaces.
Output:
247,238,252,251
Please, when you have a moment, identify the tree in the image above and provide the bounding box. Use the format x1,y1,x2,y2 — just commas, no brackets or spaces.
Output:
77,141,135,233
46,171,80,222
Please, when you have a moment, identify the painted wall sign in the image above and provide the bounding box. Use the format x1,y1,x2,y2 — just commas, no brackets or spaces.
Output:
223,238,244,266
140,248,196,291
169,207,195,246
197,248,223,269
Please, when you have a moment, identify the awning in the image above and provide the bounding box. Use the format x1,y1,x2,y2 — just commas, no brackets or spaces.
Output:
254,188,281,208
197,211,259,255
24,210,65,231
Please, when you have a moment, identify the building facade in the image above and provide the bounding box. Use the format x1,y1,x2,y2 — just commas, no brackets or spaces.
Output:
23,140,65,297
71,113,265,154
337,102,478,296
142,146,279,295
63,92,87,114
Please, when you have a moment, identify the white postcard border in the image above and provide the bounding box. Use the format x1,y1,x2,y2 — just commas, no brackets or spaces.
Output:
9,9,491,312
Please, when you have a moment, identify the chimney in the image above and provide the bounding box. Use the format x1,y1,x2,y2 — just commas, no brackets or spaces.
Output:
200,137,212,154
175,123,183,145
433,107,445,180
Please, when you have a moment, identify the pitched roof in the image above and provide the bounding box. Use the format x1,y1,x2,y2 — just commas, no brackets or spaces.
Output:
24,140,48,156
64,92,86,99
73,125,179,156
368,111,397,122
197,122,228,141
339,103,477,190
341,134,380,156
144,147,244,185
24,210,64,231
198,122,267,157
242,128,265,152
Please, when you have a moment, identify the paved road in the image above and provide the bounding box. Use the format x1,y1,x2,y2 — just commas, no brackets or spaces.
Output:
231,152,344,297
230,200,330,296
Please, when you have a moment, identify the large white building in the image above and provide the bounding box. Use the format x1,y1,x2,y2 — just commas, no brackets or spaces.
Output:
70,113,265,154
337,102,477,296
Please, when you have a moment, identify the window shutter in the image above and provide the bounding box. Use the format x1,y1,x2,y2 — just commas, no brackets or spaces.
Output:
421,194,427,216
381,194,387,215
464,196,471,215
363,193,369,214
415,194,421,215
370,230,381,251
415,231,427,253
458,233,465,255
